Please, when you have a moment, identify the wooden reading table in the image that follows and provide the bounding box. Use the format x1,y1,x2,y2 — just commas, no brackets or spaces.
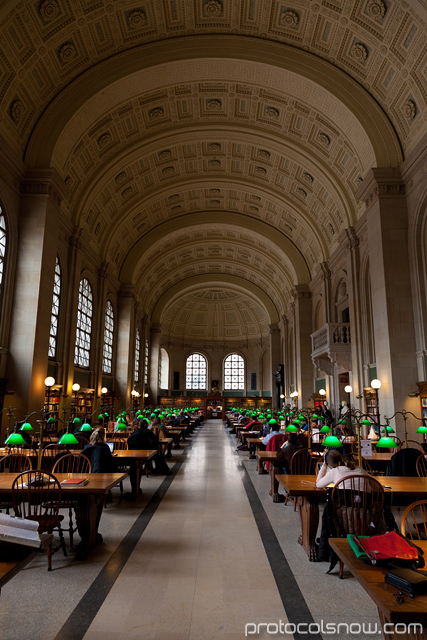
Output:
276,475,427,562
329,537,427,638
0,472,128,560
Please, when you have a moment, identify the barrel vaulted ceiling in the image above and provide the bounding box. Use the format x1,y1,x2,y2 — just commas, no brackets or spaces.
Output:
1,0,426,329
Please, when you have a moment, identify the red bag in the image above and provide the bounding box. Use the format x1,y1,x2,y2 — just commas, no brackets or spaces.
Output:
353,531,419,565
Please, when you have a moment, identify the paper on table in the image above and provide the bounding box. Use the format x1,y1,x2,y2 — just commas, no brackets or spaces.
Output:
0,513,41,548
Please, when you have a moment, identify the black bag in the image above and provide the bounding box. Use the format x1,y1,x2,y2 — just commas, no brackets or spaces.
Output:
385,567,427,596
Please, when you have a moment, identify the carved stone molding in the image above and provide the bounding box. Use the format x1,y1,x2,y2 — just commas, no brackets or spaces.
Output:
119,285,136,301
20,180,62,207
320,262,331,281
151,323,162,334
312,356,334,376
345,227,360,251
67,227,82,249
98,261,109,279
293,285,311,300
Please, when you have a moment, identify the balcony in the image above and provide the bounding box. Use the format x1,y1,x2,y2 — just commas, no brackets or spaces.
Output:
311,323,351,374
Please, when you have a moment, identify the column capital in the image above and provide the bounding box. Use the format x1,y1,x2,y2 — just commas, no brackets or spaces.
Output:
344,227,360,251
356,168,405,209
320,261,332,281
119,285,136,301
20,167,69,208
269,323,280,335
293,285,311,300
151,323,162,334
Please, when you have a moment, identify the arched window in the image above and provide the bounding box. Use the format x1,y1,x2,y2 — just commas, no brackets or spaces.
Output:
134,329,140,382
102,300,114,374
186,353,207,390
0,207,7,308
74,278,93,368
144,337,149,384
224,354,245,390
48,256,61,359
159,347,169,389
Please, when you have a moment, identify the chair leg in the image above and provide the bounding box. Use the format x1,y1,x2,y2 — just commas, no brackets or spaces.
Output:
47,545,53,571
68,506,74,550
58,525,67,557
339,560,344,579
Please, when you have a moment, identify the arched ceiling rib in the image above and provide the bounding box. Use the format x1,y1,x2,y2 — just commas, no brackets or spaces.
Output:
119,215,310,288
151,275,280,326
131,227,295,316
161,289,271,343
0,3,422,161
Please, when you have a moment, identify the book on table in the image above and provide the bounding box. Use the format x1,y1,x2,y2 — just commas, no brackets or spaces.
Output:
0,513,42,548
60,478,89,486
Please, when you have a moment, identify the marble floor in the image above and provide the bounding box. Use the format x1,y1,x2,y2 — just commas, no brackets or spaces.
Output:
0,421,384,640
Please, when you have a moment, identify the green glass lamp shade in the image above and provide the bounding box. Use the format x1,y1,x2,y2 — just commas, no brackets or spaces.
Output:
375,436,396,448
312,413,318,419
285,424,299,432
98,414,104,420
115,422,128,431
80,423,92,432
298,413,304,420
150,413,156,418
322,435,343,447
268,419,278,426
362,419,371,425
58,433,79,445
73,417,82,425
320,425,331,434
385,426,395,433
47,416,56,424
293,419,301,425
5,432,26,445
259,414,265,419
417,425,427,434
285,412,289,417
104,412,109,417
20,422,33,431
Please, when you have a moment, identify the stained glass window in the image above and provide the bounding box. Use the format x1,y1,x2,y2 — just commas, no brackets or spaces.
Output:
186,353,207,390
74,278,93,368
224,354,245,390
48,257,61,359
102,300,114,374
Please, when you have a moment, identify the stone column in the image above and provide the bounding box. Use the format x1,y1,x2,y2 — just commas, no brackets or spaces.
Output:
293,285,313,408
115,287,136,410
357,168,419,423
6,170,67,423
269,324,281,408
149,323,162,404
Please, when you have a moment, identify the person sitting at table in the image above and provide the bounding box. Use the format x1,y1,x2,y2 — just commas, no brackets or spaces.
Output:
316,449,368,488
82,427,117,473
150,416,172,459
126,419,170,496
275,433,303,474
261,420,281,446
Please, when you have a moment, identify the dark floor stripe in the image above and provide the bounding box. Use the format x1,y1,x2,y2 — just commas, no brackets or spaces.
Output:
225,426,323,640
54,427,202,640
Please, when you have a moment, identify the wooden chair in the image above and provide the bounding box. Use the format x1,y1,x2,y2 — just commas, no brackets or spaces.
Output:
52,453,92,549
284,449,316,510
416,453,427,477
112,439,128,450
0,454,33,514
330,475,385,579
401,500,427,541
11,470,67,570
42,444,66,473
400,440,424,453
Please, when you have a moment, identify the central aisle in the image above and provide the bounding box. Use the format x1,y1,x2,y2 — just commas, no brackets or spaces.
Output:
83,421,289,640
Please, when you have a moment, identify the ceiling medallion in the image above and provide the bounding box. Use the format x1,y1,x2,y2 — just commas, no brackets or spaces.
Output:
210,188,221,194
207,99,222,110
297,187,307,198
404,98,417,121
279,10,299,27
258,149,270,159
159,149,172,160
97,132,112,147
149,107,164,120
59,42,77,64
303,172,314,183
265,106,279,119
255,166,267,175
208,159,221,167
115,172,126,184
39,0,60,21
203,0,223,17
10,100,23,123
162,166,175,177
351,42,368,61
317,132,331,147
366,0,386,19
208,143,221,151
127,9,147,29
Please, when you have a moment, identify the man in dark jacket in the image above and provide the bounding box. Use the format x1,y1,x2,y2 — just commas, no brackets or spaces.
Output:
275,433,303,473
126,419,170,499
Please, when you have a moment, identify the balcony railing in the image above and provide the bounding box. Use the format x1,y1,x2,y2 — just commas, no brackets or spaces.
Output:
311,323,351,373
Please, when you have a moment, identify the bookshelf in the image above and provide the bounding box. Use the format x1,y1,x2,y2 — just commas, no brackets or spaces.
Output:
365,389,379,423
416,382,427,423
44,386,61,429
71,390,94,419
